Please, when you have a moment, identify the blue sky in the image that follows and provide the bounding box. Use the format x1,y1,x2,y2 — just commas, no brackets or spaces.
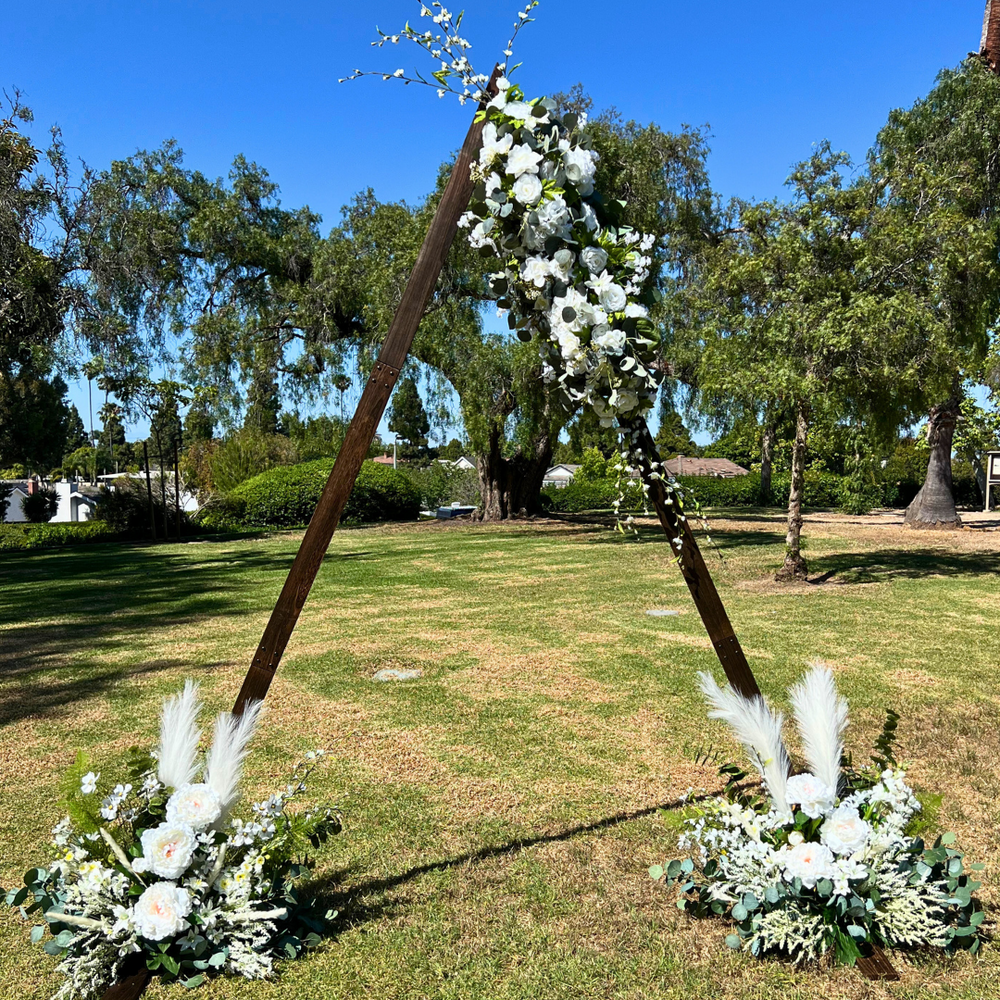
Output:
8,0,989,443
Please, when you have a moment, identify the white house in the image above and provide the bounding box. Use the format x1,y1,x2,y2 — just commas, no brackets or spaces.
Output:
51,481,98,522
436,455,477,471
1,481,29,523
542,464,581,488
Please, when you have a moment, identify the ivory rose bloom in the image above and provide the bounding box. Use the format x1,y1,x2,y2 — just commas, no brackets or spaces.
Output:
504,143,543,178
139,823,197,880
166,783,222,832
512,172,543,205
520,256,550,287
580,246,608,274
133,882,192,941
479,123,512,167
780,841,835,888
786,773,835,819
820,805,871,856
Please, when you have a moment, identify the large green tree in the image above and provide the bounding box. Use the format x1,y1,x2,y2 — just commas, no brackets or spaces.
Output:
388,375,430,450
869,57,1000,527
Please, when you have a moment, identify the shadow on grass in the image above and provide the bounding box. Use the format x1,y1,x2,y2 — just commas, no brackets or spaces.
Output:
0,659,233,727
318,789,722,918
807,547,1000,584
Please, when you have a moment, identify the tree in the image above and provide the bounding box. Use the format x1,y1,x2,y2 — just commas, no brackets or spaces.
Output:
388,376,430,451
21,486,57,522
871,56,1000,527
655,401,700,458
281,412,347,461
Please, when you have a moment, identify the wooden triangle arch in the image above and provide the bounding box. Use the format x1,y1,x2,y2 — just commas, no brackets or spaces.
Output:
101,67,893,998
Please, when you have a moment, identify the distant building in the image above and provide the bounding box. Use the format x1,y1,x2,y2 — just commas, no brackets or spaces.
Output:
1,481,30,523
542,464,581,488
436,456,476,471
663,455,748,478
52,481,99,522
372,453,395,466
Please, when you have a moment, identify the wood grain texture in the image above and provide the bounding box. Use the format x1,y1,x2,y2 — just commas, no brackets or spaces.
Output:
231,67,502,716
856,945,900,980
623,418,762,700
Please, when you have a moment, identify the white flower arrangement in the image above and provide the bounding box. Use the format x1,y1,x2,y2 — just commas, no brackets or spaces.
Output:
651,665,984,966
4,682,340,997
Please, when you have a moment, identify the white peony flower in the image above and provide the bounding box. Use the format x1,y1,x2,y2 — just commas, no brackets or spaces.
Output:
520,256,550,288
512,172,543,205
166,783,222,832
132,882,192,941
779,840,836,888
81,771,99,795
786,773,835,819
599,283,627,313
580,246,608,273
820,805,871,856
593,327,626,354
504,143,543,178
139,823,197,880
479,123,513,167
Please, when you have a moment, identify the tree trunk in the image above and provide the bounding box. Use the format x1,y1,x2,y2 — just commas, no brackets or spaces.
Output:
760,415,776,504
476,426,553,520
904,397,963,529
776,402,809,582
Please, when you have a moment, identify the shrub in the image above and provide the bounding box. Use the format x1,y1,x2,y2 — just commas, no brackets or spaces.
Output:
0,482,13,521
94,477,192,536
542,477,645,513
228,459,420,527
401,463,480,511
0,522,125,551
207,431,299,494
21,487,58,523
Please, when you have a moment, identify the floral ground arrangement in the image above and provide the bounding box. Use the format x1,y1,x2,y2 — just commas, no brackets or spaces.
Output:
651,664,985,967
4,682,340,998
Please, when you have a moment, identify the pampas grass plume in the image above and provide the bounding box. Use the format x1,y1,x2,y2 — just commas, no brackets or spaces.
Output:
697,671,791,812
157,680,202,789
789,661,848,793
205,700,264,817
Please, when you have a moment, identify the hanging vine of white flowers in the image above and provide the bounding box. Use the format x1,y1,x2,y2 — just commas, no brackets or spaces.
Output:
345,2,679,526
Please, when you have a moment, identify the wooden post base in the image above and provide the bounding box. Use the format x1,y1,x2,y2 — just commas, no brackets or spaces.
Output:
857,945,900,980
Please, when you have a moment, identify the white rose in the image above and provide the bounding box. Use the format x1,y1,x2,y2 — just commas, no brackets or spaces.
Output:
779,841,836,888
166,783,222,832
579,201,599,232
593,327,626,354
562,146,597,195
785,773,835,819
479,122,513,167
512,172,543,206
520,256,550,288
787,831,805,846
504,143,543,178
624,303,649,319
581,246,608,273
139,823,197,880
132,882,192,941
820,805,871,856
599,283,627,313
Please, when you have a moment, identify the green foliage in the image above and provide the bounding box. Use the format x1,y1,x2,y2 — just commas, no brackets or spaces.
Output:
0,481,13,520
388,376,430,449
20,487,57,522
207,430,298,494
655,404,700,458
229,458,420,527
542,477,644,513
400,463,480,511
575,447,610,482
0,521,127,550
93,477,190,535
281,413,348,462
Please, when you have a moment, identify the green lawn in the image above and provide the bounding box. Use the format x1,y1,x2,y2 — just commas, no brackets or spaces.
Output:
1,515,999,999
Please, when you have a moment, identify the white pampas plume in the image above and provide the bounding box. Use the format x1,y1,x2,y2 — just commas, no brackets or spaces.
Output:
789,661,848,793
697,671,791,812
205,700,264,818
157,680,202,789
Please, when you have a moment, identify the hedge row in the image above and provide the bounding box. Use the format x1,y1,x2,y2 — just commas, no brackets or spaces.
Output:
541,468,984,514
0,521,128,551
216,458,421,528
